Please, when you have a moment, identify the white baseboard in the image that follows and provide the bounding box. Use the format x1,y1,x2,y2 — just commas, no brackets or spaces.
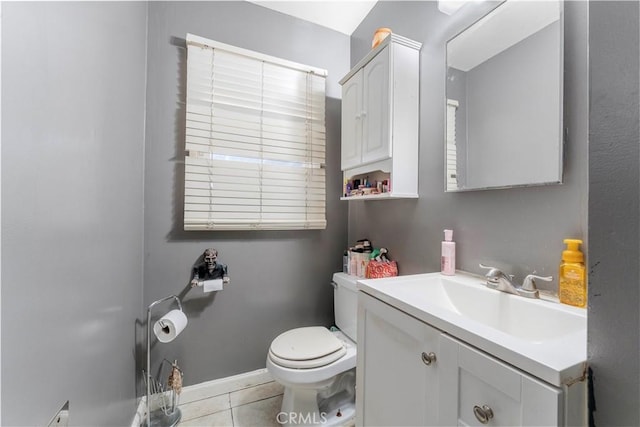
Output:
131,368,271,427
131,396,145,427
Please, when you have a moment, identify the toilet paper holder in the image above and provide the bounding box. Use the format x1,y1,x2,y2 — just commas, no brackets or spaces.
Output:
144,295,185,427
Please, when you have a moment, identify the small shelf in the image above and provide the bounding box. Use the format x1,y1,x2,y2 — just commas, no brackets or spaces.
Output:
342,166,418,200
340,193,419,201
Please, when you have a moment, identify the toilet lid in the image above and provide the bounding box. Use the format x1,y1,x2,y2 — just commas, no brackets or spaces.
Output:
269,346,347,369
270,326,344,361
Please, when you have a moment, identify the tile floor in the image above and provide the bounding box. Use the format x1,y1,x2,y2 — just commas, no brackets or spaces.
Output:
140,369,355,427
176,374,284,427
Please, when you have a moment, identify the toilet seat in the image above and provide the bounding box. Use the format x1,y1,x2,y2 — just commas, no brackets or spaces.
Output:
269,347,347,369
269,326,346,369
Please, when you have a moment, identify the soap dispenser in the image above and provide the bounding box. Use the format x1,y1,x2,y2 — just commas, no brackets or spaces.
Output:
558,239,586,308
441,229,456,275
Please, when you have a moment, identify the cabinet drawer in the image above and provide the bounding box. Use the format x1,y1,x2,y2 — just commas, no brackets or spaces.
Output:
440,336,562,426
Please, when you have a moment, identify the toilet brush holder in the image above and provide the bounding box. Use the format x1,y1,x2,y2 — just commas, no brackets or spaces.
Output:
143,359,182,427
143,295,184,427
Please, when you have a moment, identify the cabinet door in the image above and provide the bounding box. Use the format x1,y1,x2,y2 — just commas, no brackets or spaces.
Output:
357,293,441,426
341,70,363,171
439,336,562,426
361,45,391,165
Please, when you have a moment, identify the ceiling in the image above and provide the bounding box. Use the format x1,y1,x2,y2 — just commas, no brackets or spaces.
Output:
448,0,560,71
247,0,379,35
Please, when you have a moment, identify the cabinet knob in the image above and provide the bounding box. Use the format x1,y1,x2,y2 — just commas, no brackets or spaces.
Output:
473,405,494,424
421,351,436,366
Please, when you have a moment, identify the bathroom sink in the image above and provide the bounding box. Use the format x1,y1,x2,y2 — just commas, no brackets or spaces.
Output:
438,276,584,342
357,272,587,386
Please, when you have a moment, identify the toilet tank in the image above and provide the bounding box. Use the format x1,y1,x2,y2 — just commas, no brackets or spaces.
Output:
332,272,358,342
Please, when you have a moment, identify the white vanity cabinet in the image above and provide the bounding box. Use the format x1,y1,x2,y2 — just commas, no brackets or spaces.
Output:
356,292,441,426
357,290,585,426
340,34,421,200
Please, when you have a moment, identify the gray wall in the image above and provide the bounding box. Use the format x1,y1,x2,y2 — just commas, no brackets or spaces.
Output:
349,1,588,291
465,21,561,188
1,2,147,426
143,2,349,386
588,2,640,425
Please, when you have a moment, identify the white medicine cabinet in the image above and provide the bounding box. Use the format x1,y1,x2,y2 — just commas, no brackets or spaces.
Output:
339,34,421,200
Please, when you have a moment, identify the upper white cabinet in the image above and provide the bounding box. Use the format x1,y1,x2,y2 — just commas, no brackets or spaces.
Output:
341,67,363,170
340,34,421,200
341,47,390,169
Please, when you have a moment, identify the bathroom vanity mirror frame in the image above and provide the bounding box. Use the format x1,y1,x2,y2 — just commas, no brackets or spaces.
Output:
444,0,564,192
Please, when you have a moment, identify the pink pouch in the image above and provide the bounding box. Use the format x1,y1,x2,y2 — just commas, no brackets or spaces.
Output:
366,261,398,279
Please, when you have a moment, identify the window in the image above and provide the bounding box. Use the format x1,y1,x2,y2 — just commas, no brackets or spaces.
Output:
184,34,327,231
446,99,459,188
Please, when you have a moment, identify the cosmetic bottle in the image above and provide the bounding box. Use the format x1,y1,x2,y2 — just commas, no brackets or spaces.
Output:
559,239,587,308
349,248,358,276
441,229,456,275
343,250,349,274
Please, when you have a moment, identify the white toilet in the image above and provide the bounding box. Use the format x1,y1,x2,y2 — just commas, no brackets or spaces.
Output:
266,273,358,427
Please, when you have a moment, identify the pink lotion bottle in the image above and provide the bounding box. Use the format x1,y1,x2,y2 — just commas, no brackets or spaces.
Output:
441,229,456,275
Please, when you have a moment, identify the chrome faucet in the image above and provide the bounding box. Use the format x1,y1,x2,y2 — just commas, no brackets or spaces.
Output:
479,264,552,299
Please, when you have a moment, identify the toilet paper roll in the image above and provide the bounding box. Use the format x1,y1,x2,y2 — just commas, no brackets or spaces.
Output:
203,279,224,293
153,309,188,343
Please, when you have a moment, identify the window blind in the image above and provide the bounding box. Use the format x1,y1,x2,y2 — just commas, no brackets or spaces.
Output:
446,99,459,188
184,34,327,231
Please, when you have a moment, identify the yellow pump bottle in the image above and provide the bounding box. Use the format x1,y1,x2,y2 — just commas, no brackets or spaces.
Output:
558,239,587,308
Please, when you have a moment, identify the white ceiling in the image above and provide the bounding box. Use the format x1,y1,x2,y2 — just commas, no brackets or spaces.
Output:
448,0,561,71
247,0,379,35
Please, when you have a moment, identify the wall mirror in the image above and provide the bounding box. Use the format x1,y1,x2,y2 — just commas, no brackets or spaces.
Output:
445,0,563,192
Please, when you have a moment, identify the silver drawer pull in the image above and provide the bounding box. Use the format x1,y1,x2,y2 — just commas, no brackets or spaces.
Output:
421,351,436,366
329,281,338,289
473,405,494,424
